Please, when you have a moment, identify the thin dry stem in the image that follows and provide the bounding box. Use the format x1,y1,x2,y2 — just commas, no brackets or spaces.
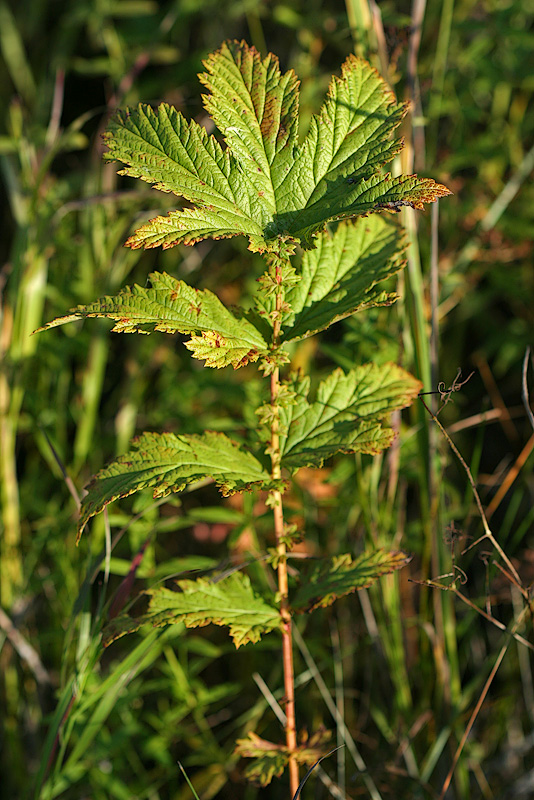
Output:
439,604,530,799
412,577,534,651
522,347,534,432
418,394,522,588
474,353,519,443
485,434,534,521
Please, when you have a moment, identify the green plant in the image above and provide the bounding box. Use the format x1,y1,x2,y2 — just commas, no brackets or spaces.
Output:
39,40,449,795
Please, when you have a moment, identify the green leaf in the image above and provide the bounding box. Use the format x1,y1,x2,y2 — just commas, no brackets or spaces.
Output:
104,572,280,649
279,363,422,471
105,41,450,252
184,330,263,369
234,729,331,786
78,431,271,538
278,216,405,342
199,39,299,214
36,271,268,369
104,101,266,248
292,550,411,611
277,173,450,248
272,55,449,245
234,734,289,786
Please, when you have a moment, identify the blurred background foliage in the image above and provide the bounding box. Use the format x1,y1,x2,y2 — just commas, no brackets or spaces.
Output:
1,0,533,798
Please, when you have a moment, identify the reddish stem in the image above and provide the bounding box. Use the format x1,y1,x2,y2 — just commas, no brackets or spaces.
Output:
269,261,299,796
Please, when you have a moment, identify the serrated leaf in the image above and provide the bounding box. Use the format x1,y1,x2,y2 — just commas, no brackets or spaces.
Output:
277,173,450,248
184,330,262,369
36,272,267,368
235,734,289,786
293,550,411,611
234,729,331,786
277,216,405,342
200,40,299,213
78,431,271,538
271,55,450,244
280,363,422,470
125,206,266,250
104,572,280,649
105,41,450,252
104,101,266,248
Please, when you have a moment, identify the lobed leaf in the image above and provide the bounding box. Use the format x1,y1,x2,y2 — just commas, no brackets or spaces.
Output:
184,331,263,369
292,550,411,611
234,730,330,787
200,40,299,214
278,216,405,342
78,431,271,538
124,206,265,250
104,101,267,247
104,572,280,649
276,172,451,248
234,734,289,786
280,363,422,471
36,271,267,368
105,41,450,252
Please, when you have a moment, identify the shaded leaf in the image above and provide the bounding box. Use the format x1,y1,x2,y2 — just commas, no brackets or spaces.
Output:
293,550,411,611
36,271,267,369
235,729,332,787
104,572,280,649
235,734,289,787
280,363,422,470
278,216,405,342
78,432,271,538
105,41,450,252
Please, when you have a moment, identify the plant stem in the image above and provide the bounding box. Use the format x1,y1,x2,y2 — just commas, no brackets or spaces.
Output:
269,262,299,796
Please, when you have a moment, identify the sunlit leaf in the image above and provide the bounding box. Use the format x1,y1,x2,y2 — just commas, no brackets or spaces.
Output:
104,572,280,649
105,41,450,252
184,330,263,369
277,216,405,341
36,271,267,368
78,432,271,538
104,100,266,248
280,363,422,470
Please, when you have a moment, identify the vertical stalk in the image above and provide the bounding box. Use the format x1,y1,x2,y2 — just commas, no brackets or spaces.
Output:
269,257,298,796
345,0,371,58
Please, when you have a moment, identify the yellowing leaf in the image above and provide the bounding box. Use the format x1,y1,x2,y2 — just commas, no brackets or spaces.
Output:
104,572,280,649
184,330,262,369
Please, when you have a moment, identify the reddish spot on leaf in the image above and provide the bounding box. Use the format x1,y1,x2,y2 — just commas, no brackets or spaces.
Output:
235,349,258,369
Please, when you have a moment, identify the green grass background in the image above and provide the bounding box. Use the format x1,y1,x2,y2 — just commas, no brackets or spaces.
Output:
1,1,534,798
